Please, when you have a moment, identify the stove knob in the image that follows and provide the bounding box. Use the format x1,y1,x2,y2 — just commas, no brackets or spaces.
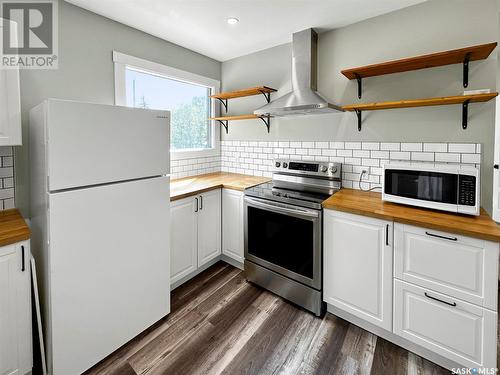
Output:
275,161,281,168
320,165,328,173
329,166,338,173
283,162,288,168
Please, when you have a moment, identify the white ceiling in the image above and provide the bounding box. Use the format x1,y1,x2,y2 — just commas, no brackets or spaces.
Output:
66,0,427,62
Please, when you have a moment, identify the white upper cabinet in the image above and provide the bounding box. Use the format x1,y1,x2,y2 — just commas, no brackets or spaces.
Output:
0,241,32,375
197,189,222,267
323,210,393,331
0,20,21,146
222,189,244,264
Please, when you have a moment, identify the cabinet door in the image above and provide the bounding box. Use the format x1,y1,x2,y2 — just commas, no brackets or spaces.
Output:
324,210,393,331
394,279,496,369
198,189,222,267
222,189,244,263
170,197,198,285
0,242,32,375
394,223,499,310
0,20,21,146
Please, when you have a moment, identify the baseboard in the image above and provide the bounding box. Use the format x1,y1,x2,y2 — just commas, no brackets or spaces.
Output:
327,304,463,371
170,255,243,291
220,254,243,270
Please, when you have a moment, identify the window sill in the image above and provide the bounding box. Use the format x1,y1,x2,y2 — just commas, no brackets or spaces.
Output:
171,147,220,160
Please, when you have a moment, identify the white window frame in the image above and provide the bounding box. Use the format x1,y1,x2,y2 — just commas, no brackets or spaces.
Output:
113,51,220,160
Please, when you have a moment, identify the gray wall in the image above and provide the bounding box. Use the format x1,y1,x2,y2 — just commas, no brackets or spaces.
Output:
221,0,498,213
17,1,221,216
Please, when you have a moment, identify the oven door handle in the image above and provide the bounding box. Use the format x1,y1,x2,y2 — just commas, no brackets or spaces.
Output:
244,197,320,218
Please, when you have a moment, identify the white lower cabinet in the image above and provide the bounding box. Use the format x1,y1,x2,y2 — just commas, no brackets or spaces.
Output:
0,241,32,375
323,210,393,331
197,189,222,267
324,208,499,371
222,189,244,263
394,279,496,369
170,196,198,284
170,189,221,285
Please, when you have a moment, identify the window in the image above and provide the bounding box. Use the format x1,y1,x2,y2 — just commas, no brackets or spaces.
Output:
113,51,220,158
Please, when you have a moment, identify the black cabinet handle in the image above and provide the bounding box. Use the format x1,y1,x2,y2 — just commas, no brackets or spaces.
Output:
425,231,457,241
385,224,389,246
425,292,456,307
494,164,499,169
21,245,25,272
200,195,203,210
195,198,198,212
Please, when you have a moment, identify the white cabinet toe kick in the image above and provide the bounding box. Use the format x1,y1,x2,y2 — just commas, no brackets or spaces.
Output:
324,209,499,372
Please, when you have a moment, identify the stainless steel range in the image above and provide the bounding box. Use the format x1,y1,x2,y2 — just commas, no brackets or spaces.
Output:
244,159,342,316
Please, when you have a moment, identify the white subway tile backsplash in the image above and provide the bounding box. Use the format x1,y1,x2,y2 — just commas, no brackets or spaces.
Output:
362,142,380,151
390,151,411,160
219,141,481,194
353,150,370,158
461,153,481,163
423,143,447,152
448,143,476,153
315,141,329,149
345,142,361,150
411,152,434,162
401,143,422,152
435,153,460,162
380,142,400,151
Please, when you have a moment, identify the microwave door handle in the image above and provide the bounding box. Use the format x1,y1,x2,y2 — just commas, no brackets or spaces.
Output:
244,197,319,218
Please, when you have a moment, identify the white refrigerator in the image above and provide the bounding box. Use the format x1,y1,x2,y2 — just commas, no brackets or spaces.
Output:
29,99,171,375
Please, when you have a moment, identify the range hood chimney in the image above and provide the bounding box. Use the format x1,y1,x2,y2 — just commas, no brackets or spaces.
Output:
254,28,343,117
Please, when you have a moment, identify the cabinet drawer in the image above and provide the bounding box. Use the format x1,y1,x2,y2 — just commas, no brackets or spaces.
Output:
394,223,499,310
394,280,496,369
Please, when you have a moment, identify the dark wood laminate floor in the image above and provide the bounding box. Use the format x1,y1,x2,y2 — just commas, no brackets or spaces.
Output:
84,262,459,375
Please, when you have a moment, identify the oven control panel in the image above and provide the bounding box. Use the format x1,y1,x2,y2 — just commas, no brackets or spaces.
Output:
273,159,342,179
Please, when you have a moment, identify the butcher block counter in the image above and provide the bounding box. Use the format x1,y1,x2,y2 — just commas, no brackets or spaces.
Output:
323,188,500,242
0,209,30,246
170,172,270,201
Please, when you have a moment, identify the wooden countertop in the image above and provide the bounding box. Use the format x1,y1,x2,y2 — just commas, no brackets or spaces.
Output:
0,209,30,247
170,172,270,201
323,189,500,242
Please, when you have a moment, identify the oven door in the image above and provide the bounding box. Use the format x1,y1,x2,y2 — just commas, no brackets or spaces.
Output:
244,196,321,290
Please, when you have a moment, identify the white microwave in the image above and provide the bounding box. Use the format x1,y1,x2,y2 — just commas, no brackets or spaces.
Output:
382,162,480,216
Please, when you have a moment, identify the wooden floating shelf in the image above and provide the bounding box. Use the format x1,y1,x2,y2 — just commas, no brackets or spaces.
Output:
343,93,498,131
209,114,260,121
208,114,271,133
341,42,497,98
210,86,277,112
210,86,277,100
343,93,498,112
342,42,497,79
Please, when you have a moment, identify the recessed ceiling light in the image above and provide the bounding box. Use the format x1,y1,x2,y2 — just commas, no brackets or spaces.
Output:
227,17,239,25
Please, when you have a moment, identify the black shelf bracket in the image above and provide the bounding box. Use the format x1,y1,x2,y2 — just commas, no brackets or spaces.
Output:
216,119,229,134
463,53,471,88
258,90,272,103
355,74,362,99
462,99,470,129
258,115,271,133
216,98,228,112
354,109,362,131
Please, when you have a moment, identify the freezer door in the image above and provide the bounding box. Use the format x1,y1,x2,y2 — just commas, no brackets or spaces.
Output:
46,99,170,191
48,176,170,375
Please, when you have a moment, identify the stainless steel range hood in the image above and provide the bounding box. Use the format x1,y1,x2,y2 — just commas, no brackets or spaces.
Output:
254,28,343,117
